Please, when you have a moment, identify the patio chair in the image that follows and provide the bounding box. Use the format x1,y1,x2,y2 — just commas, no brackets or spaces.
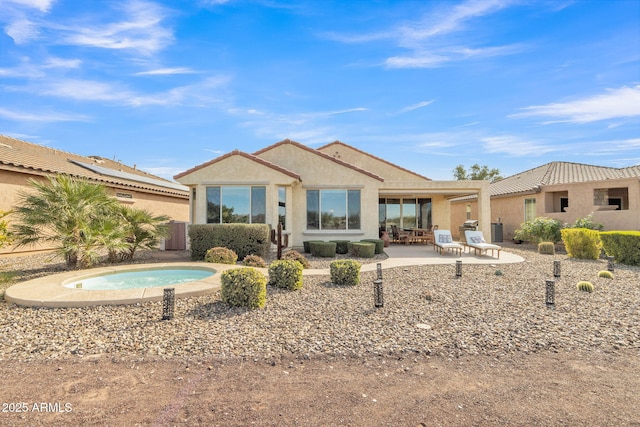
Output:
464,230,501,258
390,225,411,244
433,229,464,256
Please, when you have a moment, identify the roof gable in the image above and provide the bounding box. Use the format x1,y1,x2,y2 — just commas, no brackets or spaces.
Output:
174,149,302,182
254,139,384,182
317,140,431,181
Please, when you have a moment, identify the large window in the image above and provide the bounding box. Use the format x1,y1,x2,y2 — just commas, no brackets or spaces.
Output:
278,187,286,229
307,189,361,230
206,186,266,224
524,198,536,222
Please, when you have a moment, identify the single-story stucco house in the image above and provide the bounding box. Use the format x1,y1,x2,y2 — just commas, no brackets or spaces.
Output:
451,161,640,241
174,139,492,248
0,135,189,254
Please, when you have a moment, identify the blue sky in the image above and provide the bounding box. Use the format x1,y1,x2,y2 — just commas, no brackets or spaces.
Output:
1,0,639,181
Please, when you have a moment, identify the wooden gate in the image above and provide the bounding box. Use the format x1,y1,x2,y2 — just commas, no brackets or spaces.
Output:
165,221,186,250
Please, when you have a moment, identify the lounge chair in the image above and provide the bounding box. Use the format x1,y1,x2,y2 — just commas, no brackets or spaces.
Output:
433,229,464,256
464,230,501,258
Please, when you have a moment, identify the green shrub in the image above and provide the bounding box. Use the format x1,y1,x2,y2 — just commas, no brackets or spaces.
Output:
268,259,303,290
349,242,375,258
242,254,267,268
573,213,603,231
514,217,565,243
204,247,238,264
361,239,384,254
188,224,270,260
538,241,555,255
330,240,350,255
495,270,503,276
600,231,640,266
310,241,337,257
220,267,267,309
281,250,311,269
330,259,361,286
303,240,323,253
561,228,602,260
597,270,614,279
576,281,594,293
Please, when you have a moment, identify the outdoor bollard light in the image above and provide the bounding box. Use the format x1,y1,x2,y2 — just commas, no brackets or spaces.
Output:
456,260,462,277
162,288,175,320
374,278,384,308
376,262,383,280
607,256,615,272
545,280,555,308
553,260,561,278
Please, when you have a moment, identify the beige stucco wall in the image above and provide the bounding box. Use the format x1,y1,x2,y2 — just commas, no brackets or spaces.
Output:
0,169,188,255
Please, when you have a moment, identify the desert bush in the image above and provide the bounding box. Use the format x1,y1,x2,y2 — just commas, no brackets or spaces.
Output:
188,224,270,260
576,281,594,293
310,241,337,257
514,217,565,243
220,267,267,309
242,254,267,268
204,247,238,264
268,259,303,290
330,259,361,286
330,240,350,255
361,238,384,254
281,250,311,269
303,240,323,253
597,270,614,279
538,241,555,255
561,228,602,260
600,231,640,266
348,242,375,258
572,213,603,231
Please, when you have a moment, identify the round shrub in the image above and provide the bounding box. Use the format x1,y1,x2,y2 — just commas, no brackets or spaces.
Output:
349,242,375,258
561,228,603,260
538,242,555,255
330,240,350,255
205,247,238,264
281,250,311,269
303,240,323,253
361,239,384,254
220,267,267,309
310,241,337,257
242,254,267,268
330,259,361,286
577,281,594,293
597,270,614,279
268,259,303,290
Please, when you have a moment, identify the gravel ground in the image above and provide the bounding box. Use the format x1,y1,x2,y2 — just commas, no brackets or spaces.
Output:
0,244,638,362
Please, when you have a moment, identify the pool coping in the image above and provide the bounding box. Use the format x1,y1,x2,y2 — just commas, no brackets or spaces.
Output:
5,262,249,308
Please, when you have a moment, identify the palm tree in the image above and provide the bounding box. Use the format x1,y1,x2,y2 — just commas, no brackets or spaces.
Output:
111,205,170,262
11,175,122,268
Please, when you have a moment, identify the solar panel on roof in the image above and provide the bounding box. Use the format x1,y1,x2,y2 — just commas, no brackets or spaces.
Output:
70,160,188,192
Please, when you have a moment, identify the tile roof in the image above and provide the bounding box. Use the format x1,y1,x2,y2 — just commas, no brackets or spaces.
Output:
491,161,640,197
173,149,302,181
0,135,188,197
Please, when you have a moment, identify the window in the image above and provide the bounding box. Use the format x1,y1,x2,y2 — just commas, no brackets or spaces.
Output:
545,191,568,213
594,187,628,210
306,189,361,230
278,187,286,229
378,198,431,229
206,186,266,224
524,198,536,222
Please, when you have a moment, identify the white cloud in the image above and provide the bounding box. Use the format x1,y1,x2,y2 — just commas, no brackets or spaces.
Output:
399,100,434,113
511,85,640,123
59,0,173,55
481,135,558,156
4,0,54,12
135,67,197,76
5,18,40,44
0,107,89,122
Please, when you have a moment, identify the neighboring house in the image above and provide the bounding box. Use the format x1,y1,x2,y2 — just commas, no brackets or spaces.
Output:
174,139,492,248
0,135,189,254
451,161,640,241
